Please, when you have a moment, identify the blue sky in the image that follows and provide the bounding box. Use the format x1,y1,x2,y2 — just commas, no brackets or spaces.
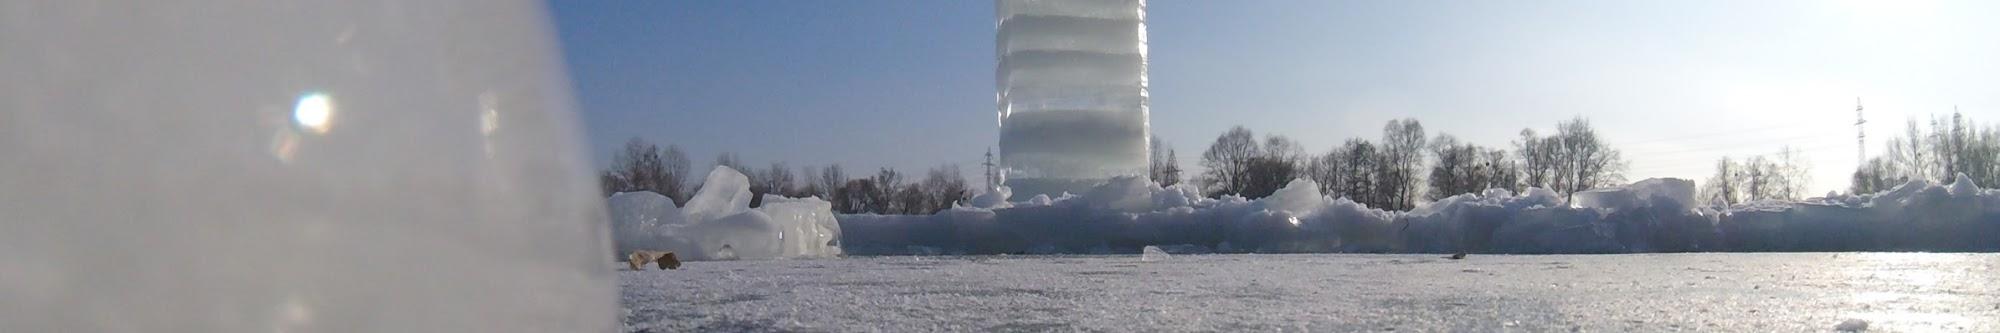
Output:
550,0,2000,194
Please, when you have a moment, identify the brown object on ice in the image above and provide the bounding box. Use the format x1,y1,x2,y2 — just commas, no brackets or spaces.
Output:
655,252,682,270
1446,253,1467,260
627,250,681,270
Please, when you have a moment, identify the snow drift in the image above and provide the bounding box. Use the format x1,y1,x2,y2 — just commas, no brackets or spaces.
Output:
841,175,2000,255
609,167,843,261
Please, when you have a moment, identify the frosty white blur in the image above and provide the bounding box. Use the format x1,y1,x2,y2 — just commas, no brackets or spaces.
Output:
0,2,616,332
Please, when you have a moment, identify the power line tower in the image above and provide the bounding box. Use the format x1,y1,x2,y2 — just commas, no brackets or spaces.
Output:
982,147,997,190
1855,97,1866,167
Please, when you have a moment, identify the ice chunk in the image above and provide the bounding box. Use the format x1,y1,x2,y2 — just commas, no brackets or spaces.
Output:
608,191,686,255
1152,183,1206,209
1027,194,1055,206
996,0,1152,197
1949,173,1979,196
607,166,844,260
1084,176,1153,212
682,166,753,222
969,186,1014,209
1572,178,1695,211
1140,245,1171,262
610,191,685,226
1835,318,1868,332
1259,179,1326,217
759,195,845,258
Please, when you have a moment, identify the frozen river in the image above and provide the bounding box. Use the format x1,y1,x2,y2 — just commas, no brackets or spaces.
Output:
621,253,1999,332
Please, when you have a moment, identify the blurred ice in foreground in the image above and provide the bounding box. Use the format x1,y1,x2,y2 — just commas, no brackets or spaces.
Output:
1,1,616,332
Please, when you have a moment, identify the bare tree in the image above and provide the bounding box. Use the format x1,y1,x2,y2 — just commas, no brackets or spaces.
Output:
1515,129,1558,190
1425,134,1480,200
1851,112,1998,192
714,152,748,175
1307,147,1343,196
1335,139,1382,207
870,168,903,214
1710,148,1811,203
1484,148,1521,193
1200,126,1260,196
1379,119,1427,210
1149,136,1183,186
1700,156,1743,208
1263,135,1306,166
758,162,797,197
599,170,628,197
608,138,666,195
660,145,691,204
800,165,825,199
833,178,874,214
1894,120,1932,181
1550,117,1625,202
1850,157,1902,194
820,164,847,201
1240,156,1299,199
921,165,969,212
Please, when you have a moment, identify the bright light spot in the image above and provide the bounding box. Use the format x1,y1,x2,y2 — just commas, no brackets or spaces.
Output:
274,295,314,333
479,94,500,135
1287,216,1300,226
294,93,333,134
479,93,500,157
1840,0,1938,22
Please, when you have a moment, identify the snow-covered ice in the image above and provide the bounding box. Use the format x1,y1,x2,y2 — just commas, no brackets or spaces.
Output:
841,175,2000,255
609,166,843,261
620,253,2000,332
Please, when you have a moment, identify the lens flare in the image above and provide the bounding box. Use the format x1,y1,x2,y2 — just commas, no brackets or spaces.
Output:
293,92,333,134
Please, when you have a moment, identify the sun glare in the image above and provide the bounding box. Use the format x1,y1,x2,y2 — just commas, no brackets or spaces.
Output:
294,92,334,134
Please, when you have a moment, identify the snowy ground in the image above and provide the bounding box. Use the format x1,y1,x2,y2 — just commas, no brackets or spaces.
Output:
621,253,2000,332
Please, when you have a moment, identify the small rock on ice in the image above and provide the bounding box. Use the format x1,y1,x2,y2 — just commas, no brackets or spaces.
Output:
1141,246,1171,262
1835,318,1868,332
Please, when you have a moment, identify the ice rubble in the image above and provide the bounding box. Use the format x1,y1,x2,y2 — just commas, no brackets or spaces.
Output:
840,175,2000,255
609,167,843,261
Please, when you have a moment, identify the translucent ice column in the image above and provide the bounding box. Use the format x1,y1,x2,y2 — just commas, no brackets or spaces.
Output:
996,0,1151,196
1,2,615,332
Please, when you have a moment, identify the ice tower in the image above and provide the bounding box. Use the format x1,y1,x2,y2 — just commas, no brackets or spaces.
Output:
996,0,1150,197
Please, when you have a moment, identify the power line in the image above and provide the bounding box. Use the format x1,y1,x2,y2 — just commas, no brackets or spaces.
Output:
1607,122,1831,146
1619,131,1851,156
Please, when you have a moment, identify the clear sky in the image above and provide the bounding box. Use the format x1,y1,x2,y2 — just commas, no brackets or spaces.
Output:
550,0,2000,195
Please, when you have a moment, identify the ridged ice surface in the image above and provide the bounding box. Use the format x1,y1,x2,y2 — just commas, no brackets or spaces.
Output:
621,253,2000,332
996,0,1149,189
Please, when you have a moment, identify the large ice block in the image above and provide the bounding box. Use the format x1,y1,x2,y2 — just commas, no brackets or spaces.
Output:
996,0,1151,196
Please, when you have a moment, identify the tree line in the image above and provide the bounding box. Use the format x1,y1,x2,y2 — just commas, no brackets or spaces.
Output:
1851,111,2000,193
1697,147,1813,207
600,138,970,215
1190,116,1627,211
